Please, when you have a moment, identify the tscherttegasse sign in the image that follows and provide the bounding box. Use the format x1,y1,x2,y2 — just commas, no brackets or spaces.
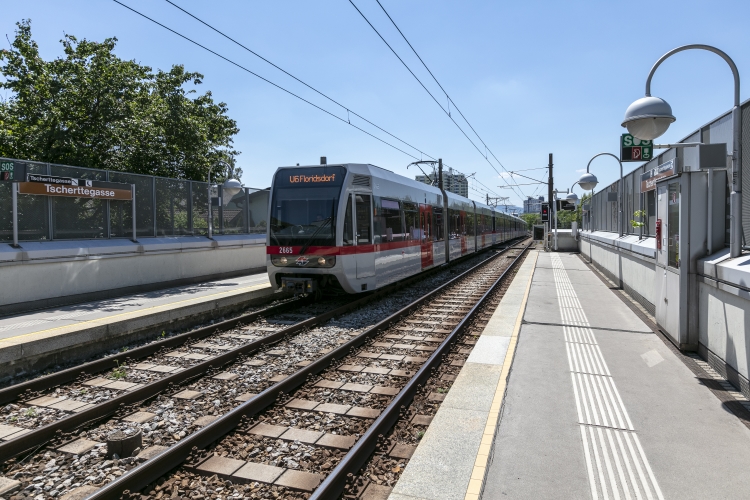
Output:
640,160,676,192
19,175,132,200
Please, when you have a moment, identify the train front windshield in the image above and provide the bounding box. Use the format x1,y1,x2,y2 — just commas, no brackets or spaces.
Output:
269,167,346,247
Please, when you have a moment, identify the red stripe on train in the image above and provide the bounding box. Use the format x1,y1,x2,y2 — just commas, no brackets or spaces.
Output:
267,240,423,255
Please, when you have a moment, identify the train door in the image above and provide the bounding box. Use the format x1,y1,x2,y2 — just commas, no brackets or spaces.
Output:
481,214,486,248
355,194,375,279
419,204,433,268
460,210,467,254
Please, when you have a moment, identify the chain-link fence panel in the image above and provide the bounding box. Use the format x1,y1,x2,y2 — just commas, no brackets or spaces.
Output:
0,161,50,241
50,165,107,239
222,188,247,234
191,181,209,236
155,178,190,236
109,172,155,238
248,189,269,234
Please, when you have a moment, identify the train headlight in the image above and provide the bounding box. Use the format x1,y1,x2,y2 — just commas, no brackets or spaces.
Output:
317,257,326,266
271,256,289,266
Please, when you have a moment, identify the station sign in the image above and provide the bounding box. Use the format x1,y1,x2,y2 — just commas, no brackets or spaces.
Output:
540,203,550,222
0,160,27,181
19,174,132,200
640,159,676,192
621,134,653,162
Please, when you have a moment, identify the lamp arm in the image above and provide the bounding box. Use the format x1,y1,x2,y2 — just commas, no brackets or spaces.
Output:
586,152,621,173
646,44,740,106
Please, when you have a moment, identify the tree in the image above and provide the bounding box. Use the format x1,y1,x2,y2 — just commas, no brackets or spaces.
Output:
520,212,541,230
0,20,240,181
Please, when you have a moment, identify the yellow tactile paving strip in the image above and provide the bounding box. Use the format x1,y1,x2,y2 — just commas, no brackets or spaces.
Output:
464,251,537,500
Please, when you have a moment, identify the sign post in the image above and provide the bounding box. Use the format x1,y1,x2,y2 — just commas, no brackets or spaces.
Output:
11,182,18,248
131,184,137,243
621,134,653,162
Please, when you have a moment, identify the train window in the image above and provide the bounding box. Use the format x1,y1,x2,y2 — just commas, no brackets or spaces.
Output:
466,212,475,236
434,207,444,241
355,194,372,245
404,208,418,241
343,195,354,245
376,198,403,243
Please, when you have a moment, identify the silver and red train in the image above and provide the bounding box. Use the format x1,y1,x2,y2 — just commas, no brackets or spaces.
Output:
266,163,526,294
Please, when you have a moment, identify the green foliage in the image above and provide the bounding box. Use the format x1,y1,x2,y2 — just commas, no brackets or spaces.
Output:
111,360,127,379
25,407,36,417
631,210,646,228
520,212,541,230
0,20,240,181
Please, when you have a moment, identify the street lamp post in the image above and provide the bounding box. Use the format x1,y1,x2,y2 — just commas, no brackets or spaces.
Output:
622,44,742,258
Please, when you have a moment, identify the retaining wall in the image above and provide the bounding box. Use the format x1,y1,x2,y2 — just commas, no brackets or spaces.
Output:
0,234,266,315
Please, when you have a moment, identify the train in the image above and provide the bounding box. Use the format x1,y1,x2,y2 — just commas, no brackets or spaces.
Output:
266,163,526,295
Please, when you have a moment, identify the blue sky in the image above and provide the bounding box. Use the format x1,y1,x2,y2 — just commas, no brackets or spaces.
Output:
2,0,749,207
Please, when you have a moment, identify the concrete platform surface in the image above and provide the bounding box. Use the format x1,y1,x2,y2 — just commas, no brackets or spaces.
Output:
0,273,269,339
482,252,750,499
0,272,272,379
389,250,538,500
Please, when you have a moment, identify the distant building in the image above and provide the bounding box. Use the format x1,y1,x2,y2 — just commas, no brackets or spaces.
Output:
523,196,544,214
415,170,469,197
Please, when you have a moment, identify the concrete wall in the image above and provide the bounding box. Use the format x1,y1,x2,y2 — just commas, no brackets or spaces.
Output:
698,280,750,388
579,232,657,314
580,231,750,398
0,234,266,315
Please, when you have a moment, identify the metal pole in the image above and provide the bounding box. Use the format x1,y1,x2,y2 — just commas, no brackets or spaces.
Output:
553,191,558,251
207,166,213,239
548,153,553,211
645,44,742,257
12,182,18,247
731,104,743,256
619,161,624,238
131,184,137,243
708,171,713,256
590,188,594,262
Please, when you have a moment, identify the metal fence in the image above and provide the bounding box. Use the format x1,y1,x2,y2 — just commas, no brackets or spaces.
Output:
586,99,750,248
0,158,269,242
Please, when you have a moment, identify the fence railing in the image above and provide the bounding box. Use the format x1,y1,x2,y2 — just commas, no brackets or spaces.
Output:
0,158,269,242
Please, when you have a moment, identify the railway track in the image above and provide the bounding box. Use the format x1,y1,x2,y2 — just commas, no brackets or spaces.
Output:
71,239,532,500
0,242,524,499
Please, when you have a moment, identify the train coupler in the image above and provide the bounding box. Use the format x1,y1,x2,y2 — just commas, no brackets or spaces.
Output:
281,277,316,295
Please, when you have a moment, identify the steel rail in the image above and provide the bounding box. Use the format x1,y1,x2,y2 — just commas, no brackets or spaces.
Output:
1,240,520,464
0,294,304,405
310,241,531,499
86,240,526,499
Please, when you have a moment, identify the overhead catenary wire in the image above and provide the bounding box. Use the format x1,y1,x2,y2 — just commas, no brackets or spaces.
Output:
162,0,436,164
112,0,424,161
364,0,529,201
113,2,504,202
347,0,526,203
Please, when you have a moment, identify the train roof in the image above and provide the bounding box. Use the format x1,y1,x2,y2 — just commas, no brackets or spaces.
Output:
273,163,523,218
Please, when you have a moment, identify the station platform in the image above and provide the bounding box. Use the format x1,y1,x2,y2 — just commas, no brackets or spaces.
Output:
390,250,750,500
0,272,274,381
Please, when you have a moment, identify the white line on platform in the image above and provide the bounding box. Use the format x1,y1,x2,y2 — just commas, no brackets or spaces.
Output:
551,254,661,500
